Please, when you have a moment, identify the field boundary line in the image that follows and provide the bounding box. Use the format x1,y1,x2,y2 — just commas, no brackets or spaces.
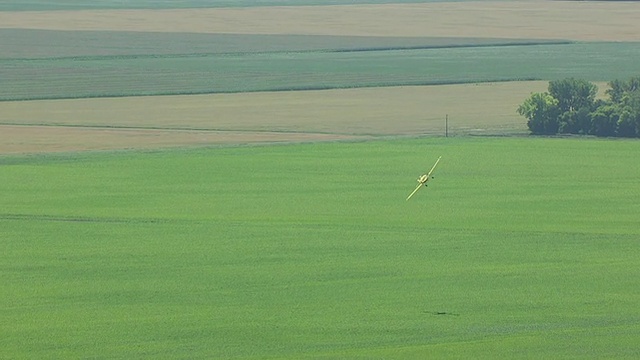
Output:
1,40,573,62
0,78,542,102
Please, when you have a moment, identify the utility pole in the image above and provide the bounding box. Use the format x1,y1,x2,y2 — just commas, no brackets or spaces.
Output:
445,114,448,137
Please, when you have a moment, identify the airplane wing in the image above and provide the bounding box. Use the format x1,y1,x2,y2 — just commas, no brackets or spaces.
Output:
406,183,424,201
426,156,442,178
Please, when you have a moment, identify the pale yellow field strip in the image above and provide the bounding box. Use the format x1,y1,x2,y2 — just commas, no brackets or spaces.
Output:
0,1,638,41
0,125,365,154
0,81,553,138
1,81,612,154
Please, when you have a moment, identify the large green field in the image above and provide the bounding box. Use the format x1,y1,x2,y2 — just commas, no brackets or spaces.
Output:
2,36,639,101
2,137,639,358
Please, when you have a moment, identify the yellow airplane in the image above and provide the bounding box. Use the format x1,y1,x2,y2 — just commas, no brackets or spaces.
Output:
406,156,442,201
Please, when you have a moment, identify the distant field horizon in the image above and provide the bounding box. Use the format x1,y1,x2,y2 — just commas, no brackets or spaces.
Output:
1,0,490,11
1,1,639,41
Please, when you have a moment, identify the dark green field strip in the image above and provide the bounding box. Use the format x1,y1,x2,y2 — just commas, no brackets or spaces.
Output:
1,42,639,101
0,213,175,224
0,0,485,11
0,29,569,60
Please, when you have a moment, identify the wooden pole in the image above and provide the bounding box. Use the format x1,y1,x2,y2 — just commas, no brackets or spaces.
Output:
445,114,448,137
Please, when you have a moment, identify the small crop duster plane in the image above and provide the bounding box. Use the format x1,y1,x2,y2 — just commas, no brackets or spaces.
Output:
406,156,441,201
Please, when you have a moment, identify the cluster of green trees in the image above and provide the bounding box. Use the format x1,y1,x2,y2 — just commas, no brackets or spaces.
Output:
518,77,640,137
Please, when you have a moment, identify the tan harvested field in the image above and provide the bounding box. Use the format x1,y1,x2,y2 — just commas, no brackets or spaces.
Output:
0,81,564,154
0,1,639,41
0,82,549,133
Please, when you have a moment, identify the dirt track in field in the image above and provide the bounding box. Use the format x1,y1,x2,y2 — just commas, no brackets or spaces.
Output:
0,1,638,41
0,125,368,154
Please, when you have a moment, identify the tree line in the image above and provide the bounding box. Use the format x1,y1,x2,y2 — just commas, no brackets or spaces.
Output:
518,77,640,137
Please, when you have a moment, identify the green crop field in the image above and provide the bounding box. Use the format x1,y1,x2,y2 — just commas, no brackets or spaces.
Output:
1,39,639,101
1,30,566,60
2,137,640,358
2,0,640,357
